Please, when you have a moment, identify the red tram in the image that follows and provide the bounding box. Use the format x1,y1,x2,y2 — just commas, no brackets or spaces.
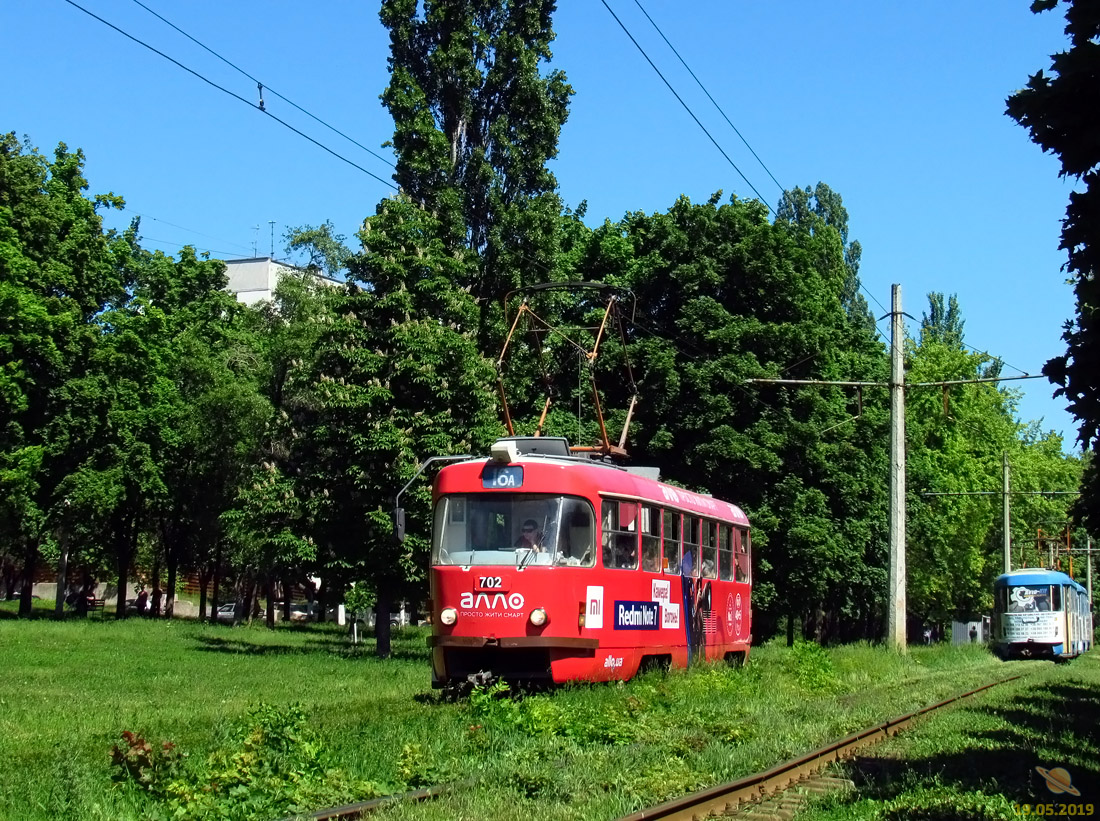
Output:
427,436,752,687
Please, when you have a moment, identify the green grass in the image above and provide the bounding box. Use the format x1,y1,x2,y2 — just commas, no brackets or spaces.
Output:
0,617,1041,821
800,652,1100,820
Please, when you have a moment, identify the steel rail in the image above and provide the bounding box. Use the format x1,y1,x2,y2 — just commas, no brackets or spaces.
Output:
617,674,1024,821
280,782,456,821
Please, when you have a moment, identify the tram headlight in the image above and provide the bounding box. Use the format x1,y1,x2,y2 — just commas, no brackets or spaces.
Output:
529,607,548,627
440,606,458,626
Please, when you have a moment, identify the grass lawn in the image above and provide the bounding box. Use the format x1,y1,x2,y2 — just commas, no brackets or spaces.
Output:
0,610,1032,821
800,651,1100,820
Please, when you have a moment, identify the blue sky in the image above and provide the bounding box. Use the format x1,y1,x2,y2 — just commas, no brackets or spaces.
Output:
2,1,1080,448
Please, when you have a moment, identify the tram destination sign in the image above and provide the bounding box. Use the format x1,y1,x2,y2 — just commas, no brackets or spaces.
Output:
614,601,660,630
481,465,523,489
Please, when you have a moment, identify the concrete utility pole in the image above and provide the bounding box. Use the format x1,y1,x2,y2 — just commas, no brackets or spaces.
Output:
887,284,907,651
744,286,1046,652
1003,453,1011,574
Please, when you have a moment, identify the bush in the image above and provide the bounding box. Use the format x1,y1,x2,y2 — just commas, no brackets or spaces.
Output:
111,704,385,820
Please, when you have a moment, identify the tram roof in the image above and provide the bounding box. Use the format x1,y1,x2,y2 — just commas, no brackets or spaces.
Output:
994,568,1084,590
440,447,750,526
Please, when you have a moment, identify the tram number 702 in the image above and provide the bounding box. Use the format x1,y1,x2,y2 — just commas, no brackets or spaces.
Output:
477,576,504,590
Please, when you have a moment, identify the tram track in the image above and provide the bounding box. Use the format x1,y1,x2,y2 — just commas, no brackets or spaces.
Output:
295,673,1024,821
616,674,1024,821
278,782,455,821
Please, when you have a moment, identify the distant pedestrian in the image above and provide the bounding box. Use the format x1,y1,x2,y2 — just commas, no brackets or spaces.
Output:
969,624,978,643
135,586,149,615
923,627,932,645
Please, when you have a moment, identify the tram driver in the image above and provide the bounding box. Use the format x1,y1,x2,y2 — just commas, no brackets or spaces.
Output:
514,519,544,552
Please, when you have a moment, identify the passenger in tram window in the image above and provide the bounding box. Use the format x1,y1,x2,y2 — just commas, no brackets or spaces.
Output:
514,519,544,551
616,534,638,569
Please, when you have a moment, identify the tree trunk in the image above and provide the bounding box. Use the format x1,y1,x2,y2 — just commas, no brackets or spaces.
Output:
234,572,253,626
317,576,329,624
151,558,162,617
786,612,795,647
265,576,276,629
115,510,136,620
375,587,392,659
282,576,292,623
165,555,177,619
199,565,211,622
53,534,69,619
77,569,93,617
18,537,36,618
211,545,222,619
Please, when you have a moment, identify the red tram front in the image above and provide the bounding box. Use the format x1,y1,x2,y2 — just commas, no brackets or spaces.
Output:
428,437,752,686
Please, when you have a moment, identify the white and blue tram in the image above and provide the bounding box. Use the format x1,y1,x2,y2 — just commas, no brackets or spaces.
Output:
992,569,1093,661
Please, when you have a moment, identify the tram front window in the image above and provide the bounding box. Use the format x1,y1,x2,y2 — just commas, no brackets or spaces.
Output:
432,494,596,567
1006,585,1057,613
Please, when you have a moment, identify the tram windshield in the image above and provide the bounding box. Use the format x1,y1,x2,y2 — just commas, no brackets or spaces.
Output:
432,494,597,567
1003,584,1061,613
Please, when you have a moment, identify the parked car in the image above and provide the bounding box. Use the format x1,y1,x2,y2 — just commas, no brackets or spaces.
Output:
213,602,237,622
363,609,408,629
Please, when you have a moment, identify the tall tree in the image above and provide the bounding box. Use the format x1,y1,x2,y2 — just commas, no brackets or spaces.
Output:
920,293,965,348
1006,0,1100,528
0,134,127,615
379,0,574,350
906,293,1082,623
558,188,890,643
220,268,334,627
294,196,500,656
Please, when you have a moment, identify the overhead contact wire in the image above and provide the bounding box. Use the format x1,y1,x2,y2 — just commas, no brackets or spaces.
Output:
598,0,775,215
127,0,395,170
631,0,784,195
61,0,398,192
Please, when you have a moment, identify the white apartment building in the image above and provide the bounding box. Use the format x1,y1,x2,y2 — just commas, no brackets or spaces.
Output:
224,257,340,305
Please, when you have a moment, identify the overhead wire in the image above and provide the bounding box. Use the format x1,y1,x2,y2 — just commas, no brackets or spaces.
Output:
103,2,1037,388
137,236,246,259
630,0,784,197
127,0,395,171
60,0,399,192
598,0,776,216
119,207,254,255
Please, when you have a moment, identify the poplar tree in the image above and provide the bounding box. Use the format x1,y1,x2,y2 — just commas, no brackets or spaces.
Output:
295,196,499,655
379,0,573,350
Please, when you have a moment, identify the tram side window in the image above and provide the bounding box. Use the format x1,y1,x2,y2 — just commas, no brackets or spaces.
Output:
559,497,596,567
734,528,750,582
718,524,734,581
602,500,639,570
663,509,681,574
640,506,661,572
682,516,701,578
701,520,718,579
